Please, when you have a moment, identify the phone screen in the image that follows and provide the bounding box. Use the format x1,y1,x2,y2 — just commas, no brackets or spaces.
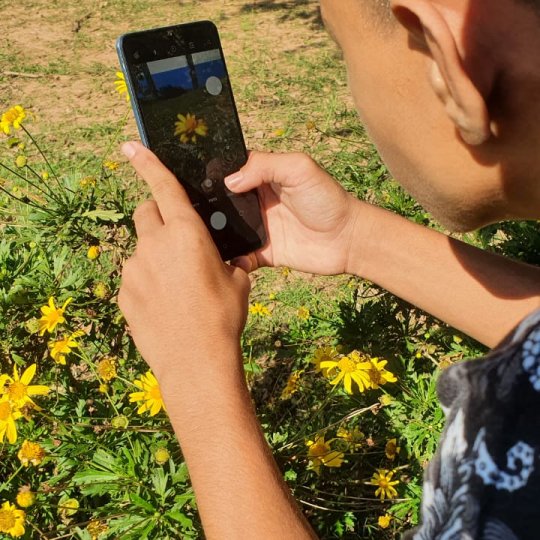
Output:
118,22,265,260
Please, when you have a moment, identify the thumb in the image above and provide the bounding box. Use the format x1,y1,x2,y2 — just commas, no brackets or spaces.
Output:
230,252,261,273
229,263,252,296
224,150,315,193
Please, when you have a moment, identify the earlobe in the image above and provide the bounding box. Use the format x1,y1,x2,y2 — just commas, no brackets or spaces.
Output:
390,0,495,145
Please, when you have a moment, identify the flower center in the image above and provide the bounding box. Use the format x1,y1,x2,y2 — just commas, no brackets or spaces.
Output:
7,381,27,402
56,339,70,352
0,508,16,530
0,401,12,421
310,442,329,457
98,361,115,379
369,367,383,386
186,116,197,133
21,445,42,462
48,309,62,325
378,478,389,489
338,357,357,373
149,385,162,401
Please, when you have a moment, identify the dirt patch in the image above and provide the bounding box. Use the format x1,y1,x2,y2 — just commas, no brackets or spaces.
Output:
0,0,334,145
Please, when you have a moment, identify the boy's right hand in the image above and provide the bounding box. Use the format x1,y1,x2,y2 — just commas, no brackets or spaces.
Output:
225,151,366,275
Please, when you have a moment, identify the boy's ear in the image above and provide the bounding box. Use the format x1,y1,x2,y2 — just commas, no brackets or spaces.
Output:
390,0,495,145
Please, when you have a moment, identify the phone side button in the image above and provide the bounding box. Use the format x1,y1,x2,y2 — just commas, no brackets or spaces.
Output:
210,211,227,231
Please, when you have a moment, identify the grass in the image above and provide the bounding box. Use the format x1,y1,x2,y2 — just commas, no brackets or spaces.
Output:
1,1,539,539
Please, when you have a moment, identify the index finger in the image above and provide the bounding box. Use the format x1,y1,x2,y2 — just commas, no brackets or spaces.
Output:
121,141,192,221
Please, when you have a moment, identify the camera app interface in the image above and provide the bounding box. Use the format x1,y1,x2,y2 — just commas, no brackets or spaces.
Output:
133,48,247,205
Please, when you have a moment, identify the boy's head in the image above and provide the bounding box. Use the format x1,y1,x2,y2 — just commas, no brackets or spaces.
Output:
320,0,540,231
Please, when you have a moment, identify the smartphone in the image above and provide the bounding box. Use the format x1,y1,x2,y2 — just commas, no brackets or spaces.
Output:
116,21,266,260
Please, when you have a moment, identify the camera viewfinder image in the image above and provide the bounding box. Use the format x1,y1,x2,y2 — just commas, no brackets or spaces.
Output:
133,48,245,202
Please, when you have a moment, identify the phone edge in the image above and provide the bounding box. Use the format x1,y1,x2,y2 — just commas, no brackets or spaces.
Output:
115,35,151,148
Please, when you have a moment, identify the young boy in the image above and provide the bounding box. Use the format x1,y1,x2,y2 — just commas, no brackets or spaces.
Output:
118,0,540,537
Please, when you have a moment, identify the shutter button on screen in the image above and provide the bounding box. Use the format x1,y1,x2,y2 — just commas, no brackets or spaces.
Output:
210,211,227,231
201,178,214,194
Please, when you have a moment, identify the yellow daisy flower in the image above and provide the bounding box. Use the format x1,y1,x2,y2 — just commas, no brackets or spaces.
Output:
16,487,35,509
58,497,79,519
311,346,339,378
103,160,119,171
48,330,84,365
114,71,130,102
280,370,303,400
87,519,109,539
0,501,25,537
97,356,117,382
378,514,392,529
385,438,401,461
306,434,345,475
296,306,310,320
93,281,109,299
249,302,271,317
18,440,46,467
367,357,397,389
15,155,27,168
367,469,400,500
154,447,170,465
0,105,26,135
38,297,72,335
80,176,97,188
336,425,364,451
87,245,100,260
0,364,50,410
320,353,372,394
129,371,165,416
0,398,22,444
174,113,208,144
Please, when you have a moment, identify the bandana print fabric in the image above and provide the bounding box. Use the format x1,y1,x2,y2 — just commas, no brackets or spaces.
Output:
403,309,540,540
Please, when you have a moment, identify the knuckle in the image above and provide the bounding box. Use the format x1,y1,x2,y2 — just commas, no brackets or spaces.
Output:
294,152,316,173
121,257,137,281
244,150,261,168
133,200,154,220
117,286,129,313
166,213,187,230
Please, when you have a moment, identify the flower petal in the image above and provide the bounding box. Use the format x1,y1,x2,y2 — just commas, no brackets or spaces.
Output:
27,385,50,396
20,364,37,385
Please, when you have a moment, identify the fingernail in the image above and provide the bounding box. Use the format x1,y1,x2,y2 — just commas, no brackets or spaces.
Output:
121,142,137,159
224,172,244,189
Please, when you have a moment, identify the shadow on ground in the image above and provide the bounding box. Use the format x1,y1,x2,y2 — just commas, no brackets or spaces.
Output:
239,0,324,30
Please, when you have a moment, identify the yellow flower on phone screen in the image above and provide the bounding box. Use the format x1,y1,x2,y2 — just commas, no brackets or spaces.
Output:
174,113,208,143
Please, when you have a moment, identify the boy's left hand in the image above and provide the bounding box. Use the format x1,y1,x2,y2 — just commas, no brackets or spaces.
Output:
118,142,251,397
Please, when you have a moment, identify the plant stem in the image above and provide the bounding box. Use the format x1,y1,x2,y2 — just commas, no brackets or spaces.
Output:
20,124,76,194
1,161,62,204
0,464,23,492
0,183,55,215
26,164,66,202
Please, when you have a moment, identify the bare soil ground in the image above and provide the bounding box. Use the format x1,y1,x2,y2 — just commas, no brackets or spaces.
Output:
0,0,348,154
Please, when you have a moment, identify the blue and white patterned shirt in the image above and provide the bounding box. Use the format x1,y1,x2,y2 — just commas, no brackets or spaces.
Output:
404,309,540,540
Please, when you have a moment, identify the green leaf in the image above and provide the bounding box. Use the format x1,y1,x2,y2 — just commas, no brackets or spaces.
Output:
151,467,168,498
129,492,156,513
72,470,126,495
165,510,193,529
284,469,297,482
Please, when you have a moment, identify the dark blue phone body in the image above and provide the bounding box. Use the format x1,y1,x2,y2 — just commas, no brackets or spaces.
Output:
117,21,266,261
